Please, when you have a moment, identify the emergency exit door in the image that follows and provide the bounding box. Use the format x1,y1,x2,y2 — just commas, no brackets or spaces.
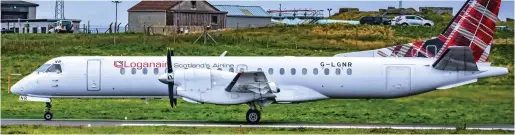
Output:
87,60,101,91
385,66,411,91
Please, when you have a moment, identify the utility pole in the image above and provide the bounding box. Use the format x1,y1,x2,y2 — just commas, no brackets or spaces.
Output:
112,1,122,33
327,8,332,18
55,0,64,19
279,4,282,19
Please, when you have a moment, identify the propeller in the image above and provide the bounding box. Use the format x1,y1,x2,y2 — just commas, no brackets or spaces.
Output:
166,48,177,108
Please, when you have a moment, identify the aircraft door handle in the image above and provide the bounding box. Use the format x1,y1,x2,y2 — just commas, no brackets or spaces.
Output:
52,85,58,87
52,80,58,82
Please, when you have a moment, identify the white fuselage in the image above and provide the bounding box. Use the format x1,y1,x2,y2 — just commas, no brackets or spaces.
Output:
11,56,505,104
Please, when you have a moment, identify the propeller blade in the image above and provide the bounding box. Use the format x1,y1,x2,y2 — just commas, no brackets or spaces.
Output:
168,82,177,108
166,49,176,108
167,49,173,73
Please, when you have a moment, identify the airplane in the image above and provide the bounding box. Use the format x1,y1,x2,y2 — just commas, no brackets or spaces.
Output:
10,0,507,124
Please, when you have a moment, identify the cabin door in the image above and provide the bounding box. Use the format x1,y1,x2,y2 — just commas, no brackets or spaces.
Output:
87,60,101,91
385,66,411,91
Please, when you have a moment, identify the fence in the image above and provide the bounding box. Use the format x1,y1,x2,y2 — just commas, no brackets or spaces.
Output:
138,25,206,36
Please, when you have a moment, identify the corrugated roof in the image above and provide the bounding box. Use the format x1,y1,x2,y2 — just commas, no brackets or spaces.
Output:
214,5,271,17
128,1,180,11
1,0,39,7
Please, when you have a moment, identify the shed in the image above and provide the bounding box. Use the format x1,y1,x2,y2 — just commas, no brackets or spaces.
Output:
128,0,227,33
214,5,271,29
1,0,39,20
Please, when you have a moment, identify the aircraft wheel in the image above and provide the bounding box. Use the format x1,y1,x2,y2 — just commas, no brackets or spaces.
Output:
246,109,261,124
44,112,53,120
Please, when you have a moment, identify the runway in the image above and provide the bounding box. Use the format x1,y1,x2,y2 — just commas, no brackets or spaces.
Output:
2,119,513,131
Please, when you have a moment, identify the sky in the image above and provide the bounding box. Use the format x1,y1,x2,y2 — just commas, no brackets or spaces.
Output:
27,0,515,26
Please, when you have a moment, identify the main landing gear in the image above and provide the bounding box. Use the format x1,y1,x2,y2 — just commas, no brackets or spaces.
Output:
246,102,261,124
44,102,53,120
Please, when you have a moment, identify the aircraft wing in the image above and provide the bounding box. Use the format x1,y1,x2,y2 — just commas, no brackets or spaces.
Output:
224,71,279,94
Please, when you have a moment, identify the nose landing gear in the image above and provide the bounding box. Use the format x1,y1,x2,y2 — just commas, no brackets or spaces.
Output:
44,102,53,120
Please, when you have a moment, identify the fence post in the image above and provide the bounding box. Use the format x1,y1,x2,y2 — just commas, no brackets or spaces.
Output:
7,75,11,93
266,36,269,48
8,73,22,93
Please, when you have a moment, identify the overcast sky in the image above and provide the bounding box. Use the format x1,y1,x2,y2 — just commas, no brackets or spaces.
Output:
27,0,515,26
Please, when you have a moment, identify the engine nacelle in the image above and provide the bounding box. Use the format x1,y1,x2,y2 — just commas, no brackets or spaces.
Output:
268,82,280,93
167,69,236,91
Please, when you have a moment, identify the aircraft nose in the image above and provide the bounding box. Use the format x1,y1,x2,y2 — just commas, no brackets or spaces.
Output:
10,82,24,95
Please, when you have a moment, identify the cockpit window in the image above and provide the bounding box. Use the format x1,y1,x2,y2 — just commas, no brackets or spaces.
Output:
35,64,51,72
46,64,62,73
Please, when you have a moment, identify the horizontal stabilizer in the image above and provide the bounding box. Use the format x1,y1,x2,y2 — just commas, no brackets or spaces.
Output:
432,46,478,71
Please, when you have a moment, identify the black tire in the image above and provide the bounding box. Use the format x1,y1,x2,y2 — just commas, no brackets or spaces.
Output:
246,109,261,124
44,112,53,120
424,24,431,26
401,23,409,26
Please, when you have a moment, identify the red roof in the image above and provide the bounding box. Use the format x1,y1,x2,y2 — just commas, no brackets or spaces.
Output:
128,1,180,11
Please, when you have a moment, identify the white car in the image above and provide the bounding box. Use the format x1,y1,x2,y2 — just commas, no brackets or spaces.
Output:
393,15,434,26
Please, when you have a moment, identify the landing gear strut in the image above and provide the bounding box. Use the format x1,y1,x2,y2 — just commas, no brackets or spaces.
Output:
44,102,53,120
246,102,261,124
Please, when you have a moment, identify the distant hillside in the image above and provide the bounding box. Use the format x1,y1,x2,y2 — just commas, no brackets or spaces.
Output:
329,11,383,20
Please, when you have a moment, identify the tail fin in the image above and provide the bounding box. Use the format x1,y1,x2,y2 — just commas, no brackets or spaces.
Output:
435,0,501,62
370,0,500,62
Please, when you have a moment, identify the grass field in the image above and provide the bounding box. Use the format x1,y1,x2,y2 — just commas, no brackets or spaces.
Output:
1,24,513,125
2,125,513,134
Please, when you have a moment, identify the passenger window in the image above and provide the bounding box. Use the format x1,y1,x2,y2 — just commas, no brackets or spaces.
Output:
217,68,222,71
324,68,330,75
291,68,296,75
120,68,125,75
313,68,318,75
347,68,352,75
229,68,234,73
336,68,341,75
302,68,307,75
142,68,148,75
132,68,136,75
164,68,167,73
257,68,262,72
280,68,285,75
154,68,159,75
46,64,62,73
268,68,273,75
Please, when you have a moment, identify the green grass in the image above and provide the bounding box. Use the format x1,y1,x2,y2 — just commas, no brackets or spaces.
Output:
1,24,513,125
2,85,512,124
2,125,513,134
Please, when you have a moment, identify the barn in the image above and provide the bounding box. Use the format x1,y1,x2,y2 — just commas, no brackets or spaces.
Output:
127,0,227,33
